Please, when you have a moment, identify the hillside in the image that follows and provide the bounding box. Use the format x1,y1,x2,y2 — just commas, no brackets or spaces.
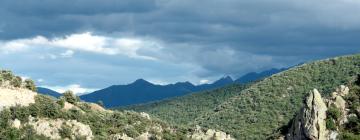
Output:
235,68,287,83
0,70,235,140
120,84,249,126
124,54,360,139
81,68,284,108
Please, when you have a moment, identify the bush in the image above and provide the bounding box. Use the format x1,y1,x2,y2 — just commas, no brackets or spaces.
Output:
326,118,337,130
33,95,61,118
62,91,79,104
24,79,37,91
56,98,65,108
59,123,72,138
340,132,360,140
10,76,22,88
327,105,341,120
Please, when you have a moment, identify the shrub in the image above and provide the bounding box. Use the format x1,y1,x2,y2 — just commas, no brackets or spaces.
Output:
56,98,65,108
34,95,61,118
340,132,360,140
59,123,72,138
1,70,14,81
62,91,79,104
326,118,337,130
327,105,341,120
24,79,37,91
10,76,22,88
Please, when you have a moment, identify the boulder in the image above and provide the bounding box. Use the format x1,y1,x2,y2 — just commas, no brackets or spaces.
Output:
28,116,93,140
11,119,21,129
111,133,133,140
188,126,234,140
287,89,328,140
336,85,349,97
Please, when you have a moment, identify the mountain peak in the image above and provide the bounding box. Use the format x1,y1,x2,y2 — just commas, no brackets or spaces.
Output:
132,79,153,85
214,76,233,84
213,76,234,85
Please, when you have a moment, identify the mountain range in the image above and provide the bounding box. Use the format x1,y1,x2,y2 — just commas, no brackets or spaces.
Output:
38,68,285,108
2,54,359,139
122,54,360,139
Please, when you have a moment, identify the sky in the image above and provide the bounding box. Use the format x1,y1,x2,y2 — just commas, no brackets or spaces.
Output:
1,0,360,94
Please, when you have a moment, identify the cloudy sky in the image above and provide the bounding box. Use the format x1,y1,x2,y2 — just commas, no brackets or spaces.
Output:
1,0,360,94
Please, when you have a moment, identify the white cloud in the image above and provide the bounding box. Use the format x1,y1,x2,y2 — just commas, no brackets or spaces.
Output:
37,79,44,83
60,50,75,58
199,79,210,84
0,32,161,60
43,84,97,95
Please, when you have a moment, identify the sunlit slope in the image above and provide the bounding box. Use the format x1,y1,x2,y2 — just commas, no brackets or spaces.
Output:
121,84,249,126
194,54,360,139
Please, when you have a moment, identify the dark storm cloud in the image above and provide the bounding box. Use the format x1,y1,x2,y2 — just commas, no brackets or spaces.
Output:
1,0,360,89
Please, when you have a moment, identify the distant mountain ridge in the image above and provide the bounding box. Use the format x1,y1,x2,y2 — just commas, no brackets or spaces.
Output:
37,87,62,98
79,68,285,108
80,76,234,108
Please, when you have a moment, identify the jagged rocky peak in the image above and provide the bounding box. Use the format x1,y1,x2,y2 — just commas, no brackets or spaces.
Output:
285,85,355,140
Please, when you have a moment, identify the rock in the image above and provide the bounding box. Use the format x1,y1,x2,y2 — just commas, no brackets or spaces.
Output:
140,112,151,120
348,113,357,118
28,116,93,140
136,132,151,140
188,126,234,140
334,95,348,125
63,101,76,110
287,89,328,140
11,119,21,129
329,131,338,140
111,133,134,140
0,87,37,111
88,103,106,112
337,85,349,97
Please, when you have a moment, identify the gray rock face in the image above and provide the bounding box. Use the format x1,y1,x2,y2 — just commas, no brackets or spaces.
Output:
287,89,328,140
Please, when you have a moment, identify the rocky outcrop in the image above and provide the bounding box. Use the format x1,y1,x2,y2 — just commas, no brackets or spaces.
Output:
287,89,328,140
28,116,93,140
328,86,349,125
0,87,37,111
286,85,354,140
188,126,235,140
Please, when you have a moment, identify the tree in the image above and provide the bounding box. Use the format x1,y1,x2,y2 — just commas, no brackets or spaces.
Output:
62,91,79,104
24,79,37,91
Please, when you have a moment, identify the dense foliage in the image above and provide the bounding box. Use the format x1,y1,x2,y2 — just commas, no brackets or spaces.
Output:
121,84,249,126
340,77,360,139
124,54,360,139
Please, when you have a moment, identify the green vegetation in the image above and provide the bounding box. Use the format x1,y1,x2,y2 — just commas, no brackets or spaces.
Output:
326,105,342,130
59,123,72,138
0,70,37,91
121,84,249,126
0,91,188,139
62,90,79,104
123,54,360,139
339,78,360,139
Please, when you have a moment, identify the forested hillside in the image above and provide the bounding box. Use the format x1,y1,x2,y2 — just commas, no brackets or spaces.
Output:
124,54,360,139
121,84,249,125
